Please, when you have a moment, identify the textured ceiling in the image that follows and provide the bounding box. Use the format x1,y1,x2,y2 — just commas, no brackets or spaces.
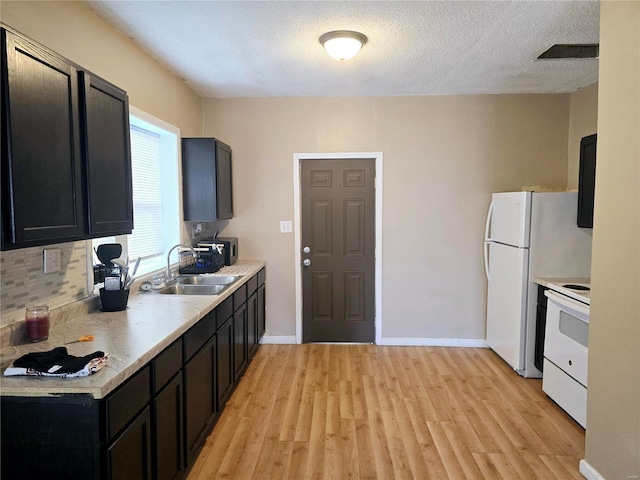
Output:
87,0,600,98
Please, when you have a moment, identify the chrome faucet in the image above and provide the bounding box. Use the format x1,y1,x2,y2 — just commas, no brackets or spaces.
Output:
166,243,197,281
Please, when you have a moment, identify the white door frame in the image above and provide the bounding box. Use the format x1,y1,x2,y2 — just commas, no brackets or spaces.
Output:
293,152,383,344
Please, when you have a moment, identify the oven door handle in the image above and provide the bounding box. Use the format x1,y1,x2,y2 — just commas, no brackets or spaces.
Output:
544,290,590,321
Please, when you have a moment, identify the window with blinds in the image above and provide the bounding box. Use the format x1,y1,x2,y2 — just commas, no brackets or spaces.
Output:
129,126,163,260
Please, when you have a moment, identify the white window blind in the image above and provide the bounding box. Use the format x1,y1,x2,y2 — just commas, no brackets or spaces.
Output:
129,126,163,260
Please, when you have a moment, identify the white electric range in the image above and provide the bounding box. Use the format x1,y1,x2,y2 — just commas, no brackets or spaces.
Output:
540,279,590,428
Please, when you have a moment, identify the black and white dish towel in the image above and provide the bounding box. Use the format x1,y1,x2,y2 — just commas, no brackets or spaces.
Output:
3,346,109,378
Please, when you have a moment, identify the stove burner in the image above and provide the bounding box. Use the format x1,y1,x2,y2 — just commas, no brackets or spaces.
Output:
562,284,590,291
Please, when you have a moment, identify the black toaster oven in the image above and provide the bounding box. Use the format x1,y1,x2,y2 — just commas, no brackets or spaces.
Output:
198,237,238,265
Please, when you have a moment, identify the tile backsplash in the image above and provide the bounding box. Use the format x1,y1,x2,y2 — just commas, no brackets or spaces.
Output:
1,241,90,329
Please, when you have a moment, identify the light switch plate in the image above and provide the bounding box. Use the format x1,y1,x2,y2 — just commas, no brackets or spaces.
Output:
280,220,293,233
44,248,61,273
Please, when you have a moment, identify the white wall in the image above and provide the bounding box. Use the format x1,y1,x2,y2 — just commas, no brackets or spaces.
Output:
568,83,599,191
203,95,571,341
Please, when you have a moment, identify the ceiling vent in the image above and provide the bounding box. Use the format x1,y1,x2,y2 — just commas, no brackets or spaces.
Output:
537,44,599,60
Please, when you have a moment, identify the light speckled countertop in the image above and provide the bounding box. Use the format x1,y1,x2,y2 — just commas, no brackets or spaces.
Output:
0,260,265,399
533,277,590,287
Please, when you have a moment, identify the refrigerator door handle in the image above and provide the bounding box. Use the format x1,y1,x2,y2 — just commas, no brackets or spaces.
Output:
484,241,491,280
483,200,494,280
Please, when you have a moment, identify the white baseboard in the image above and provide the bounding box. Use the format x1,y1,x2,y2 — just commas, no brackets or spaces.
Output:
261,335,297,344
260,336,489,347
579,459,606,480
379,337,489,348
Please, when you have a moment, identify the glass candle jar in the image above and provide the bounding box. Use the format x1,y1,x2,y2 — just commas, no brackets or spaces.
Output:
25,306,50,342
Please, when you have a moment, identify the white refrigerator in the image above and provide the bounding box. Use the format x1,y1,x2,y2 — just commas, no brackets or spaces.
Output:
484,192,592,377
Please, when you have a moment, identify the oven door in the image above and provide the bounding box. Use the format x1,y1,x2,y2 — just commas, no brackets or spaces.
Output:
544,290,590,387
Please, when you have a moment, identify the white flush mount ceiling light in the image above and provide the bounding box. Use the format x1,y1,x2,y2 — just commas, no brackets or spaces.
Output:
319,30,368,61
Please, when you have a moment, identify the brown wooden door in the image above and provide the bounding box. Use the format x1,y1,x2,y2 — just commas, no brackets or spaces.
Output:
301,159,375,343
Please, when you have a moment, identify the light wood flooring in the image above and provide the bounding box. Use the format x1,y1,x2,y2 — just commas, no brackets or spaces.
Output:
187,344,585,479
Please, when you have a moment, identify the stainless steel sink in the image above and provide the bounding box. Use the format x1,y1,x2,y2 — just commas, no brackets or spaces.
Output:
158,284,226,295
177,275,241,286
157,275,242,295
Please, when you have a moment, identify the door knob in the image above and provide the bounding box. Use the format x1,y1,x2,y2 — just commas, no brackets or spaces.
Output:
303,259,311,267
303,246,311,254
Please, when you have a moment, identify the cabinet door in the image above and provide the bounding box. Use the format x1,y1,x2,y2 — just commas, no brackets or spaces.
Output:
153,372,184,480
181,138,233,222
215,140,233,220
183,335,217,466
217,316,234,408
181,138,216,221
1,29,86,248
247,291,259,359
257,284,266,340
80,72,133,236
233,302,248,379
108,406,152,480
577,133,597,228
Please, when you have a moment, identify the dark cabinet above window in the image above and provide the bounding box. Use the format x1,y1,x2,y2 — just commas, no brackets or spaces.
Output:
1,28,86,248
181,138,233,222
1,26,133,250
81,73,134,237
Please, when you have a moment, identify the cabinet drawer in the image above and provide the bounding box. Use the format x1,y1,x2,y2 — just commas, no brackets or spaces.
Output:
184,309,216,362
233,284,246,311
247,274,258,296
153,339,183,393
258,268,266,286
542,359,587,428
216,296,233,330
106,365,150,441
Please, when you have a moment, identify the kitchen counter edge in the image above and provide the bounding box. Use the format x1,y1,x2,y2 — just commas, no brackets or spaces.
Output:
0,260,265,399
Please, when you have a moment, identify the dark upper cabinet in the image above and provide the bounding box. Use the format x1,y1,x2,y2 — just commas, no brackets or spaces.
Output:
1,26,133,250
181,138,233,222
577,133,597,229
80,72,134,236
1,28,86,248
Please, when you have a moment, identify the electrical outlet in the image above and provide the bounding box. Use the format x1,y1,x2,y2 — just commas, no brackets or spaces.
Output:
280,220,293,233
43,248,61,273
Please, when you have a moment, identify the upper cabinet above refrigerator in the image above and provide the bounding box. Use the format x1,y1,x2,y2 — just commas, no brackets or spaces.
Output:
181,138,233,222
577,133,597,229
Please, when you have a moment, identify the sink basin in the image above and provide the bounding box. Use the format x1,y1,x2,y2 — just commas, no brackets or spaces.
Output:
177,275,241,286
158,284,226,295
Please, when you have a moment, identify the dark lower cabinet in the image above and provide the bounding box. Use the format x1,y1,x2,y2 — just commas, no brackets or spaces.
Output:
247,291,259,359
257,283,266,340
0,269,266,479
233,302,248,379
217,316,234,408
108,406,152,480
153,372,184,480
184,335,217,466
534,286,548,372
0,395,101,480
